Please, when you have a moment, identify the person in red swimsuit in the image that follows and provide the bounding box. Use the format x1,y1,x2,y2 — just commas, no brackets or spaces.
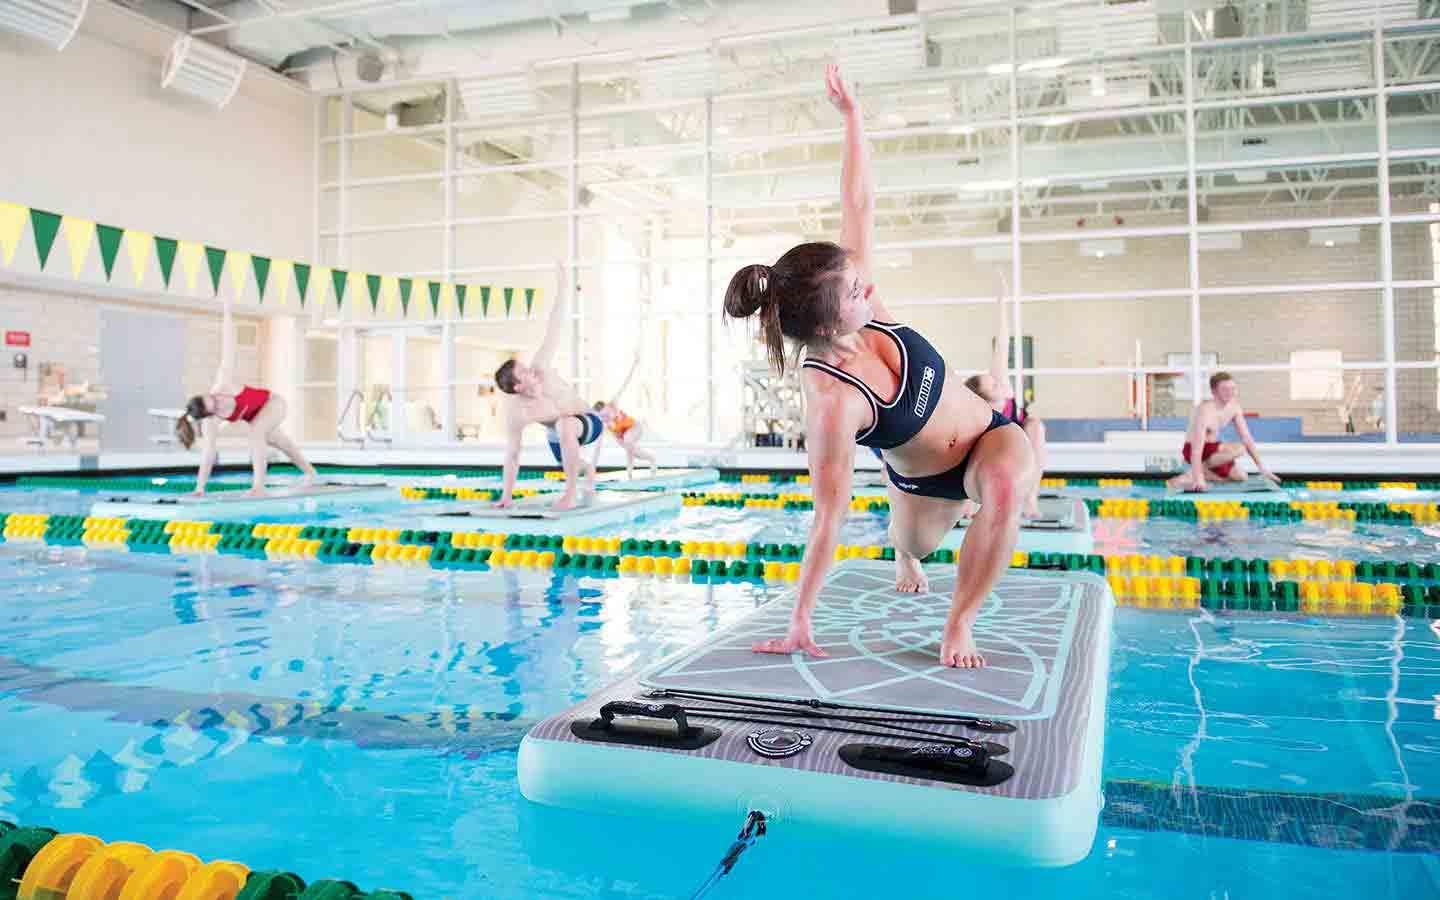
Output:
1167,371,1281,493
174,301,318,496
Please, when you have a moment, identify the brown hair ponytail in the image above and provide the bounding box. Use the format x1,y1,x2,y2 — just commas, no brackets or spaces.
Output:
722,242,850,376
175,416,196,450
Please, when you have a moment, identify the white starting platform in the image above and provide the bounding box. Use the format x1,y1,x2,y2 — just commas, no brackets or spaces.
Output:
419,489,682,535
20,406,105,450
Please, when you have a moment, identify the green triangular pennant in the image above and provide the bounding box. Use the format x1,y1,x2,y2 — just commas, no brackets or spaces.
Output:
503,286,514,317
251,255,271,302
155,237,178,287
29,209,61,269
331,269,349,308
455,284,467,318
399,278,413,314
524,287,536,317
479,285,491,317
366,274,381,311
96,225,124,280
294,262,311,306
428,281,441,316
204,246,226,295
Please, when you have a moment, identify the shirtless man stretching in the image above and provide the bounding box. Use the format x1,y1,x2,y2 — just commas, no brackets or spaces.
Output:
493,276,598,511
1168,371,1281,493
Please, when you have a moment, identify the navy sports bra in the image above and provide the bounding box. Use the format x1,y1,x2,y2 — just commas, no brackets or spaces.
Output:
801,321,945,450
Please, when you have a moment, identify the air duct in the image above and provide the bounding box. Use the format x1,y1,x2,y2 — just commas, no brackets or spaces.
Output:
161,35,246,109
0,0,87,50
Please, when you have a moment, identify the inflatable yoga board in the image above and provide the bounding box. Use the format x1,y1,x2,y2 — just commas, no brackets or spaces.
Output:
1174,474,1288,497
519,560,1114,867
595,467,719,492
418,489,680,535
90,483,392,520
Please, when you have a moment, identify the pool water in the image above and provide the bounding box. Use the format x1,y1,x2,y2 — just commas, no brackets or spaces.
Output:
1,480,1438,899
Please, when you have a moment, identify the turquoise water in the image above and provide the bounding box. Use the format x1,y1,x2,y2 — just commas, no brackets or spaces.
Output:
1,482,1438,898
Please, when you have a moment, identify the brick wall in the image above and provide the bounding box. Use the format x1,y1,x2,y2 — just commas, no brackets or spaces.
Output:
0,285,262,446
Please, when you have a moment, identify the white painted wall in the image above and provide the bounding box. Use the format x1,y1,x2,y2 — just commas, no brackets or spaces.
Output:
0,3,316,451
0,3,314,260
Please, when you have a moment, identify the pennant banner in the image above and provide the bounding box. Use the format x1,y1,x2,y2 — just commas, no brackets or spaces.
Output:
178,241,204,292
366,273,382,311
0,199,545,321
228,249,251,299
124,230,152,286
0,202,26,266
30,209,61,270
252,255,272,302
271,258,292,307
205,246,227,296
155,237,178,288
294,262,312,307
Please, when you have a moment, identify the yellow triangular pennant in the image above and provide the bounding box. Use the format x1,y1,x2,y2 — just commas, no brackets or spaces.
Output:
124,230,153,286
178,240,204,292
62,217,96,278
380,275,399,315
228,250,251,299
348,270,368,315
439,282,455,317
0,202,26,266
412,279,430,317
312,266,331,307
272,259,293,307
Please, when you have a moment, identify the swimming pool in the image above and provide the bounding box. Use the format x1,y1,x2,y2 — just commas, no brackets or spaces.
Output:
1,476,1437,899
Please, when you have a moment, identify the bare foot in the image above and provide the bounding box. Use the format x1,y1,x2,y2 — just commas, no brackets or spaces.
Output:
1168,474,1206,493
550,493,578,512
1022,496,1041,520
245,488,268,498
894,553,929,593
939,616,986,668
753,627,827,657
300,474,316,488
957,499,979,521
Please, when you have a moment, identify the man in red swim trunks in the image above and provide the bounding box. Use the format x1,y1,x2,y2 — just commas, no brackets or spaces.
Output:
1167,371,1281,493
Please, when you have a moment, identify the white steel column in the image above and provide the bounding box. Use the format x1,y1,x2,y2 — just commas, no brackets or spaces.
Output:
1184,15,1204,407
1375,20,1398,444
442,79,457,440
1008,7,1023,411
705,92,716,441
568,64,581,385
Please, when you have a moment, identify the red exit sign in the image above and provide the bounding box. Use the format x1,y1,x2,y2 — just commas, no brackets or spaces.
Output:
4,331,29,347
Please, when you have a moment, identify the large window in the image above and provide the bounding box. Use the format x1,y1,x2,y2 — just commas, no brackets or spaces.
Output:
309,5,1440,446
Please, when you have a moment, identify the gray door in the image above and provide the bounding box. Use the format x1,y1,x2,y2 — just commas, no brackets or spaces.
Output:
99,309,185,451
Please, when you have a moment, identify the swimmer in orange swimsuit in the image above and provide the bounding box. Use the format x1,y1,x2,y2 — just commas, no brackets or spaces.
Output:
175,299,318,497
593,354,657,478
